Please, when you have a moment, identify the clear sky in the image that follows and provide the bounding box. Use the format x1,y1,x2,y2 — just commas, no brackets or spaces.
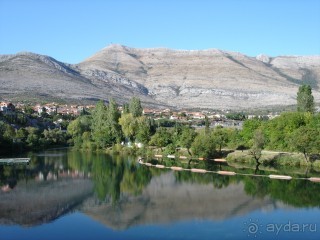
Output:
0,0,319,63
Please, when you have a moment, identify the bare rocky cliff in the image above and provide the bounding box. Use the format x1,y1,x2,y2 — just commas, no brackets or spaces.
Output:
1,45,319,109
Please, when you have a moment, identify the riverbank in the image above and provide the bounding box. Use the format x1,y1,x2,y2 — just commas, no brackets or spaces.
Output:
226,150,320,169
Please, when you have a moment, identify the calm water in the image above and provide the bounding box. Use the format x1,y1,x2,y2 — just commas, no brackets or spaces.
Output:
0,148,320,240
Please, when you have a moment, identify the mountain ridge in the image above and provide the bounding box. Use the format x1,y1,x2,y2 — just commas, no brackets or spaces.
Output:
1,44,320,109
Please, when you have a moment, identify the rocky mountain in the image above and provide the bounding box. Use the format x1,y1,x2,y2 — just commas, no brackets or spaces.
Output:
0,51,159,106
1,45,320,109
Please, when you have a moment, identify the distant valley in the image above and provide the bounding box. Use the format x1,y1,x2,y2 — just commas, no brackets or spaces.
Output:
1,44,320,110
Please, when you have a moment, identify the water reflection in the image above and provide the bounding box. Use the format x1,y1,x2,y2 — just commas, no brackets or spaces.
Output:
1,148,320,230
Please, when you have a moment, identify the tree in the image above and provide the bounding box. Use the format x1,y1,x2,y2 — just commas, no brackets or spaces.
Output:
118,113,138,142
290,126,320,162
24,105,35,115
129,97,143,117
178,126,197,155
212,126,229,154
122,103,130,114
0,121,15,153
249,129,265,164
106,98,122,143
91,100,109,148
297,84,314,113
149,127,172,151
241,118,262,147
191,132,217,158
43,128,66,146
136,116,151,144
204,115,210,135
25,127,40,148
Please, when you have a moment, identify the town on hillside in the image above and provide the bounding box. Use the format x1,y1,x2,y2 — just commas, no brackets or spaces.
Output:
0,100,282,131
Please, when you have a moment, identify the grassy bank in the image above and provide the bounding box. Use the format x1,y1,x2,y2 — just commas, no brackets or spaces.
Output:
226,150,320,169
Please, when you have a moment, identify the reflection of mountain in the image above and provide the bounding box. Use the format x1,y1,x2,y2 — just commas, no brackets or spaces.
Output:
81,172,282,230
0,178,93,226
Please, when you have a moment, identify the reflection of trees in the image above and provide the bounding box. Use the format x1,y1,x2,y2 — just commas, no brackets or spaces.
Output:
92,154,124,203
120,162,152,195
175,171,231,189
243,177,320,207
156,158,320,207
67,152,153,205
3,149,320,209
67,150,93,174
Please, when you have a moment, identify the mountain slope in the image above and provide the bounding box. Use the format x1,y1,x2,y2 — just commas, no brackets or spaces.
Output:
0,52,157,105
1,45,320,109
80,44,320,109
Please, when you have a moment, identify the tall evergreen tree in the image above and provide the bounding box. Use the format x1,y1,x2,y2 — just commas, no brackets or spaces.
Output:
91,100,109,148
129,97,143,117
297,85,315,113
122,103,130,114
106,98,122,143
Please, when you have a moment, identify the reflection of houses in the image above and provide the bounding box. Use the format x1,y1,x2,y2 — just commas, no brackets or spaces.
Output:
35,170,91,181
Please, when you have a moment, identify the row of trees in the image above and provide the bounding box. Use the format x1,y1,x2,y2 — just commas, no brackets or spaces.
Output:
241,84,319,162
0,121,68,155
66,85,319,163
241,112,320,162
0,106,71,154
67,97,239,158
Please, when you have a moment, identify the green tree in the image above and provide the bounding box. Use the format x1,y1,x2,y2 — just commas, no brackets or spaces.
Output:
67,115,92,148
0,121,15,153
241,118,262,147
191,132,217,158
212,126,229,154
25,127,40,148
136,116,151,144
118,113,138,142
43,128,67,146
290,126,320,162
24,105,35,115
204,115,210,135
249,129,265,164
263,112,306,151
297,84,314,113
122,103,130,114
106,98,122,143
91,100,109,148
149,127,172,151
129,97,143,117
178,126,197,155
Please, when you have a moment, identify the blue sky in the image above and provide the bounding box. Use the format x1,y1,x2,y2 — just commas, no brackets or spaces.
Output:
0,0,319,63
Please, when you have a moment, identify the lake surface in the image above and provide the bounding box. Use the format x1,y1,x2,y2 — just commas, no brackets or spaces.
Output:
1,148,320,240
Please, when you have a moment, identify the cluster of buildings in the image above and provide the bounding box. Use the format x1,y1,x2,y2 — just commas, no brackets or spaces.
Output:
33,103,95,116
0,101,95,116
143,108,225,120
0,100,282,130
0,102,15,115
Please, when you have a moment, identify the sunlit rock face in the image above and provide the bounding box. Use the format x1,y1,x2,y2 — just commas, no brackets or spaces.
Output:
1,45,320,109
